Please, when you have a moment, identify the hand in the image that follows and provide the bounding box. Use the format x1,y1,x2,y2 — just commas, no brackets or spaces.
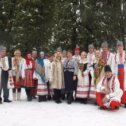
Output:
102,96,109,103
73,76,76,80
102,88,110,94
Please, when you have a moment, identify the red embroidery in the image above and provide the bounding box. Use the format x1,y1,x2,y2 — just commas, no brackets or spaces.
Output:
102,76,115,92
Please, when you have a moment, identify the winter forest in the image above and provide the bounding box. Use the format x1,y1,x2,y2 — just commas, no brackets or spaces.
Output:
0,0,126,54
1,1,126,126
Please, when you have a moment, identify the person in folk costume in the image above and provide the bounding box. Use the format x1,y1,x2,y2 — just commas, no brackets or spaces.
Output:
56,47,66,100
47,54,55,100
76,51,90,104
0,46,12,103
87,44,96,101
101,42,115,73
12,49,25,101
33,51,49,102
94,50,106,85
114,41,126,107
50,50,64,104
96,65,123,110
62,50,67,64
30,49,38,99
45,53,53,100
72,45,80,98
22,53,34,101
0,49,3,104
64,50,78,104
73,45,81,63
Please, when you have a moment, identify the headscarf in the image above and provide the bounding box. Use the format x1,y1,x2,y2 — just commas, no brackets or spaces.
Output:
35,53,45,82
25,54,31,66
37,57,44,67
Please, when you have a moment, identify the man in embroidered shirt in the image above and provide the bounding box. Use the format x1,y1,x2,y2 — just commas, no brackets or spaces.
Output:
101,42,115,73
96,65,123,110
0,45,12,104
114,41,126,107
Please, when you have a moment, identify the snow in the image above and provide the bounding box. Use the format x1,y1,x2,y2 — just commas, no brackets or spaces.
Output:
0,89,126,126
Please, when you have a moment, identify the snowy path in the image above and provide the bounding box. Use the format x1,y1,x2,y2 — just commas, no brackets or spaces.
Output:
0,89,126,126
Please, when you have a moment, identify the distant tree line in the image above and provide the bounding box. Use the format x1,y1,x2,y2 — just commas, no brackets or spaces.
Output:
0,0,126,55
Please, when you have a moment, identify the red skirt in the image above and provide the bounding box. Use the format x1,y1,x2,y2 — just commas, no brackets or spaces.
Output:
118,64,124,91
118,64,126,104
23,69,33,88
32,79,38,87
13,77,22,89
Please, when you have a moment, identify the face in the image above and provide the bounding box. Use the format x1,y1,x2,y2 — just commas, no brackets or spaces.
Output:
67,52,72,58
1,50,6,57
32,51,37,59
89,48,94,53
27,54,32,59
15,51,21,57
102,47,108,52
81,52,87,59
49,55,54,62
45,55,49,59
105,71,112,78
95,50,101,58
40,52,44,58
75,50,80,55
55,53,61,60
117,45,123,53
57,51,62,57
62,51,67,57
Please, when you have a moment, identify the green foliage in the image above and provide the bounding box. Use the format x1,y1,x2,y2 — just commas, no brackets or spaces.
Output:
0,0,126,54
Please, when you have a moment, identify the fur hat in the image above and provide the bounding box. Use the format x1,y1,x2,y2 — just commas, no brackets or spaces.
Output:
116,40,123,47
101,41,108,48
88,44,94,49
57,47,62,52
104,65,112,72
0,45,6,51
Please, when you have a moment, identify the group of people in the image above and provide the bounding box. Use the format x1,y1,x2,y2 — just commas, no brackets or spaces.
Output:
0,41,126,111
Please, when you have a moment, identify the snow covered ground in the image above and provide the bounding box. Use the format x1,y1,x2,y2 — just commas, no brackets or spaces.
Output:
0,89,126,126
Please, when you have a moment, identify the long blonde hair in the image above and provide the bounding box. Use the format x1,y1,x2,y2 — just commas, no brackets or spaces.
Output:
54,53,62,61
14,49,21,57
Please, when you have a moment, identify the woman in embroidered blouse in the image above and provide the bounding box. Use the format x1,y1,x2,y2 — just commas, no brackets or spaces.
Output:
22,53,34,101
12,50,25,101
64,50,78,104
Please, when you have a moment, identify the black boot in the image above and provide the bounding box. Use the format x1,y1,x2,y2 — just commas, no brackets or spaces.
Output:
47,95,52,101
124,104,126,108
27,96,32,101
38,96,42,102
54,89,62,104
32,96,37,99
81,98,88,104
67,92,73,104
76,98,82,103
67,99,72,104
0,98,2,104
41,96,47,102
26,88,32,101
55,93,62,104
61,90,65,100
4,99,12,103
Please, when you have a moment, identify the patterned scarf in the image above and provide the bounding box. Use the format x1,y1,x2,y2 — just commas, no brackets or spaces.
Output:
36,57,45,82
